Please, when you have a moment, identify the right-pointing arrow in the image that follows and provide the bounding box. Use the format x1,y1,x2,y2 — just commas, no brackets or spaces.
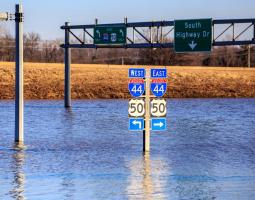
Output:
154,122,163,127
188,40,197,50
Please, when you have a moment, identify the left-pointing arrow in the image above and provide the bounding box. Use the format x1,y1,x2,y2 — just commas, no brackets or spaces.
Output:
132,120,142,129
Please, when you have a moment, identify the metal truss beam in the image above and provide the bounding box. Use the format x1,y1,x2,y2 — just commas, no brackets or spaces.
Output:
60,18,255,49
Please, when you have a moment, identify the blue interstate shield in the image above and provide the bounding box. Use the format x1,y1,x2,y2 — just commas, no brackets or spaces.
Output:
128,79,145,97
151,79,167,97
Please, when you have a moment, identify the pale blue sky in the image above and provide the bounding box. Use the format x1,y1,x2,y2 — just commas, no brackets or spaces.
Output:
1,0,254,40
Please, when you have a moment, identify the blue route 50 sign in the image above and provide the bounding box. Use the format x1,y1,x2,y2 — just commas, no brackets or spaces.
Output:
151,79,167,97
129,79,145,97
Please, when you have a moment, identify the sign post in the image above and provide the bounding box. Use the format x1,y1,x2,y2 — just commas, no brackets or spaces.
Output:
143,69,150,152
1,4,24,144
128,67,168,152
64,22,71,108
174,18,212,52
128,68,145,133
150,68,167,132
15,4,24,144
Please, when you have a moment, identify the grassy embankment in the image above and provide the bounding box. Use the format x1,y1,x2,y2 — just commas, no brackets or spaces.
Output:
0,62,255,99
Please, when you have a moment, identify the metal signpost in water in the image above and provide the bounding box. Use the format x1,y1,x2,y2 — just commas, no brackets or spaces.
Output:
150,69,167,132
15,5,24,143
128,68,146,133
128,68,168,152
1,5,24,144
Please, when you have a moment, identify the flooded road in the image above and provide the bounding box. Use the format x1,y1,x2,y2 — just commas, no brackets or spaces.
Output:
0,99,255,199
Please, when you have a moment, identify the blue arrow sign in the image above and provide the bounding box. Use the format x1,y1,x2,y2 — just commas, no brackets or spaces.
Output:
129,68,145,78
151,81,167,97
129,118,144,131
151,68,167,78
151,118,166,131
128,79,145,97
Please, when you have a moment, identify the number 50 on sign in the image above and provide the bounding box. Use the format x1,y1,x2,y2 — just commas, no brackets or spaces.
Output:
128,99,145,117
150,99,167,117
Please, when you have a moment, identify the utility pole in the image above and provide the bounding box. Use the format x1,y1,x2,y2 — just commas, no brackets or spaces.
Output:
1,4,24,143
15,4,24,143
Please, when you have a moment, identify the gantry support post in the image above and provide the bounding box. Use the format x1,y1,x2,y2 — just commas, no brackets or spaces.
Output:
64,22,71,108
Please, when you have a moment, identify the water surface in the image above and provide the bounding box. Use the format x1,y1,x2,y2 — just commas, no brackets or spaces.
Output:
0,99,255,199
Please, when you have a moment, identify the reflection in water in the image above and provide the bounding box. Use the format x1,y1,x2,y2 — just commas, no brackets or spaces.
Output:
61,112,76,200
61,175,75,200
143,153,153,200
126,153,169,200
10,144,26,200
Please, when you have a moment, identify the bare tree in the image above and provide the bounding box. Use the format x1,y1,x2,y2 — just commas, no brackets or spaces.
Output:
24,32,41,62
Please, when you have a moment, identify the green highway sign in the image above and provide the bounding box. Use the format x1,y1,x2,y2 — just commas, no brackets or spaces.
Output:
94,26,127,45
174,18,212,52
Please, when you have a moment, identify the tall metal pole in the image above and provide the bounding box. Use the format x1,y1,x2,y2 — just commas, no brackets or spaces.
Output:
248,44,251,68
143,69,150,152
15,4,24,143
64,22,71,107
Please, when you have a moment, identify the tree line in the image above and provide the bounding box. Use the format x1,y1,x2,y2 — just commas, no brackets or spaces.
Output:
0,26,254,67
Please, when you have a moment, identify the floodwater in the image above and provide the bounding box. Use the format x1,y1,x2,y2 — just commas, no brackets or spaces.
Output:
0,99,255,200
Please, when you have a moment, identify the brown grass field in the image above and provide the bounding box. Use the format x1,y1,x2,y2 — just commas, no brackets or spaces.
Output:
0,62,255,99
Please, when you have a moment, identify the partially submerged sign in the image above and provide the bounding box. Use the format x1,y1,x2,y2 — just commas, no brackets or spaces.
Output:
94,26,127,45
174,18,212,52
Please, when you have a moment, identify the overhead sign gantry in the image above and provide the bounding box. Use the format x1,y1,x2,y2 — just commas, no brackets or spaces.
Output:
61,18,255,50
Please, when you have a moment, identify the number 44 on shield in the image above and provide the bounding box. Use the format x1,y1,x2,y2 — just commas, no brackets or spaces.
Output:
151,79,167,98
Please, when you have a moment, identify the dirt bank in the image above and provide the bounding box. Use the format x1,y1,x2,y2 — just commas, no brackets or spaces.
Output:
0,62,254,99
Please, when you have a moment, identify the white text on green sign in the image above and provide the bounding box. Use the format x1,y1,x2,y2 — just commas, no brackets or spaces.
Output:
174,19,212,52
